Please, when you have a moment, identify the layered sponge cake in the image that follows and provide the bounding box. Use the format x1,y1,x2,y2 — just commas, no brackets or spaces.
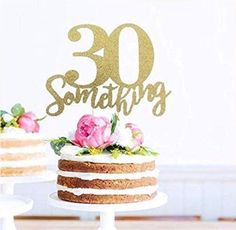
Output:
57,147,158,204
51,114,159,204
0,104,47,176
0,132,47,176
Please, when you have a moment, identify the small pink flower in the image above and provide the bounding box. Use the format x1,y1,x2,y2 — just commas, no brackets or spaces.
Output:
126,123,144,149
73,114,117,148
18,112,40,133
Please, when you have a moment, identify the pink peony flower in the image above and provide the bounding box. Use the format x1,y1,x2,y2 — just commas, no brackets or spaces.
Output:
73,114,117,148
126,123,144,149
18,112,40,133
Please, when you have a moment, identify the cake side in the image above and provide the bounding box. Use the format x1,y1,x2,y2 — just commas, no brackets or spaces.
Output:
57,150,158,204
0,103,47,177
0,136,47,176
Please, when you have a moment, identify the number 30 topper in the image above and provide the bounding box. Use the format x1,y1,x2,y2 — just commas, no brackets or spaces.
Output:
46,23,171,117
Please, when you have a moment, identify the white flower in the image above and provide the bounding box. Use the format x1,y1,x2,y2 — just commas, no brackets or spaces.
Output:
116,124,133,148
2,113,13,123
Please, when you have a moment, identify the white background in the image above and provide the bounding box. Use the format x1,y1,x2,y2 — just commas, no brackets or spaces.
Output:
1,0,236,166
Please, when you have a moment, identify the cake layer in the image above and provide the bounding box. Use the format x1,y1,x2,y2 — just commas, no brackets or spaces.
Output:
0,153,46,161
0,165,47,176
58,175,157,189
0,144,45,154
0,131,47,177
0,140,44,148
58,190,157,204
57,169,159,180
0,157,47,168
59,160,155,173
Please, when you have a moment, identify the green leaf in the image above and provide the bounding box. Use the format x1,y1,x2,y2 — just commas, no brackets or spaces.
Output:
105,144,126,152
111,113,119,134
11,103,25,117
76,148,89,156
148,149,159,157
50,137,73,156
106,144,159,158
3,118,19,128
5,122,12,127
137,146,148,156
105,144,125,159
111,149,122,159
0,117,6,127
142,146,159,157
88,148,103,155
0,110,8,116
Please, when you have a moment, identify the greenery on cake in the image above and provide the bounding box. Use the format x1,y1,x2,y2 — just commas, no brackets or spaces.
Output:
50,114,159,158
0,103,45,133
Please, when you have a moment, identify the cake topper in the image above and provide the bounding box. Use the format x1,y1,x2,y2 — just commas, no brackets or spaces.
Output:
46,23,171,117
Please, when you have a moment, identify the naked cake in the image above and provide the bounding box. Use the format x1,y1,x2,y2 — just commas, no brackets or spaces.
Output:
51,114,159,204
0,104,47,176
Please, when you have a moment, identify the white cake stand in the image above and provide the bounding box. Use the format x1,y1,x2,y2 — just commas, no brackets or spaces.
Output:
49,192,168,230
0,171,56,230
0,195,33,230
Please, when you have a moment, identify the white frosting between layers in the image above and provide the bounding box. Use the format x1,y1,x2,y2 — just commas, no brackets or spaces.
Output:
58,169,159,180
57,184,157,196
0,157,48,168
0,144,45,155
60,146,156,164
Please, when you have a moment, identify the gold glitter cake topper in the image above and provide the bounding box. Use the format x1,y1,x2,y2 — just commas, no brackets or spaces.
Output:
46,23,171,117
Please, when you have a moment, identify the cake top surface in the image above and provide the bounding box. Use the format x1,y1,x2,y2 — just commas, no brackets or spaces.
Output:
60,145,156,163
0,127,45,140
51,114,159,160
0,103,45,137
